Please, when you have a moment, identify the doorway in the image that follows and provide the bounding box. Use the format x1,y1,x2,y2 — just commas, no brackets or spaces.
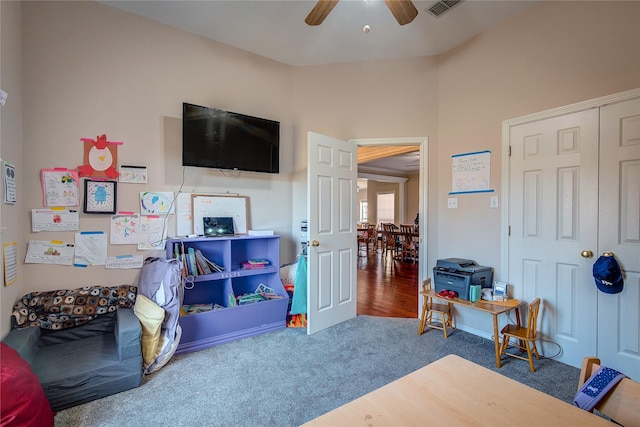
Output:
351,137,429,317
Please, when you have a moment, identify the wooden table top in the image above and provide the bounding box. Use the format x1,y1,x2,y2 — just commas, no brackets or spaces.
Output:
421,288,518,315
302,354,611,426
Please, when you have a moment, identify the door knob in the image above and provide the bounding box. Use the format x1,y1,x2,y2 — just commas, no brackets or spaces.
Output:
580,250,593,259
311,240,320,247
602,251,614,257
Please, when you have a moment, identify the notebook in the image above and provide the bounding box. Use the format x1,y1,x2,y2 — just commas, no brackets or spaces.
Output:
203,217,235,237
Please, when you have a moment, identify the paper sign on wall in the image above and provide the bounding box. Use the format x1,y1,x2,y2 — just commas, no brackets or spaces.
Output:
4,242,17,286
74,231,107,266
450,150,494,194
25,240,75,266
32,208,79,232
4,162,16,204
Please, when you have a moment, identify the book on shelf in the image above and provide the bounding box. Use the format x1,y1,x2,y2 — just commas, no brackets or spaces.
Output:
173,242,188,278
180,303,226,316
172,243,224,276
193,249,212,275
187,247,198,276
202,253,224,273
237,293,266,305
241,259,271,270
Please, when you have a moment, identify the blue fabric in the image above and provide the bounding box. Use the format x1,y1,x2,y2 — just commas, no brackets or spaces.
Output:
573,366,626,412
290,256,307,315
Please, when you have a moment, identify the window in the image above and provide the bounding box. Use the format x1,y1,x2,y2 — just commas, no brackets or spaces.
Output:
360,201,368,223
377,192,395,224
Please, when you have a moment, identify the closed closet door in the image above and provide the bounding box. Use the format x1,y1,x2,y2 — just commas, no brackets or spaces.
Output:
507,95,640,380
597,97,640,381
508,108,599,369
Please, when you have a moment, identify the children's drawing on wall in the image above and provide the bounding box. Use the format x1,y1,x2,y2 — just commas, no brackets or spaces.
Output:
138,215,167,250
83,180,117,214
140,191,175,215
110,213,139,245
41,168,80,207
119,165,147,184
77,134,123,179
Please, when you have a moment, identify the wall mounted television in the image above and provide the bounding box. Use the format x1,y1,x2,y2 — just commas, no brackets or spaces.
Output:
182,102,280,174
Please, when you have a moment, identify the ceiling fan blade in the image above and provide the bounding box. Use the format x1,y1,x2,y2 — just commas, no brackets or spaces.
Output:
305,0,340,26
384,0,418,26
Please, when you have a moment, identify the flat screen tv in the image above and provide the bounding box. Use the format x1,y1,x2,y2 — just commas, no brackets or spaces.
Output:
182,102,280,174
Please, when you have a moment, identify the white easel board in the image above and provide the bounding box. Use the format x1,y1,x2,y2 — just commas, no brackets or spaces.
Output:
192,195,248,236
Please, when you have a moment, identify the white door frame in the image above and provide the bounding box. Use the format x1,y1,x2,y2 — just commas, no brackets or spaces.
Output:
500,88,640,279
351,136,429,316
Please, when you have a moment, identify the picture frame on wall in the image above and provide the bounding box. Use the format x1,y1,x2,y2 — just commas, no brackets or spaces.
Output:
83,179,117,214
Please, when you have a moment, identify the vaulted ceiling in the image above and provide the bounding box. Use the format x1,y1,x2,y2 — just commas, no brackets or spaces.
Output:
101,0,538,66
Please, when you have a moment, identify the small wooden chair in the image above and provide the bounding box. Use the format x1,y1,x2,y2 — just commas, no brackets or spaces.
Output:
577,357,640,427
499,297,540,372
418,278,454,338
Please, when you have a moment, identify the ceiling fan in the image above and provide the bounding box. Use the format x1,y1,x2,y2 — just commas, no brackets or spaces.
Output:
305,0,419,26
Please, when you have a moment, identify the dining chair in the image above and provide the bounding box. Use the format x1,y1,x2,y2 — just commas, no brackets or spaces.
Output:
418,278,454,338
358,224,377,255
357,231,368,256
357,224,374,256
400,224,417,263
576,356,640,427
382,223,398,259
499,297,541,372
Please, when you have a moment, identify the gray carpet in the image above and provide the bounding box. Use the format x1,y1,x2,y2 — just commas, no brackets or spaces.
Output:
54,315,580,426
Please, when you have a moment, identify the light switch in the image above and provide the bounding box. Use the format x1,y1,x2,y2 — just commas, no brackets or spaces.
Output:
490,196,499,208
447,197,458,209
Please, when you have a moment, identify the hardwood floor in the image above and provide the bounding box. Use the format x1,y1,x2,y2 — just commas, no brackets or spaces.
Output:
357,248,419,318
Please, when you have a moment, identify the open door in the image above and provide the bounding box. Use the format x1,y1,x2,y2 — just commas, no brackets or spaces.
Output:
307,132,358,334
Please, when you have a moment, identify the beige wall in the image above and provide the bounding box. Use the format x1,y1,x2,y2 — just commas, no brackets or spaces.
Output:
436,1,640,276
1,1,638,337
291,57,439,278
1,0,24,335
14,1,295,324
405,172,420,225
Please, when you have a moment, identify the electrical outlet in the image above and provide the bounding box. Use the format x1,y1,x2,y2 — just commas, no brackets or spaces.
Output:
447,197,458,209
490,196,499,209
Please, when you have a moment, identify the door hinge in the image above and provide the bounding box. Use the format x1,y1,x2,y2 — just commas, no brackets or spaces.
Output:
508,226,511,236
508,146,512,157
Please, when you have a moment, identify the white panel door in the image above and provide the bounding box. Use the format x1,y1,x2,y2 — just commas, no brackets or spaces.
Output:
508,109,600,368
597,98,640,380
307,132,357,334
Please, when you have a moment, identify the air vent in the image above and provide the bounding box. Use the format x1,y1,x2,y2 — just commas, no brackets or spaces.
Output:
427,0,462,17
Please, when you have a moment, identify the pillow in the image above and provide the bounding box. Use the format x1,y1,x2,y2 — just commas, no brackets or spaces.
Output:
133,294,165,366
